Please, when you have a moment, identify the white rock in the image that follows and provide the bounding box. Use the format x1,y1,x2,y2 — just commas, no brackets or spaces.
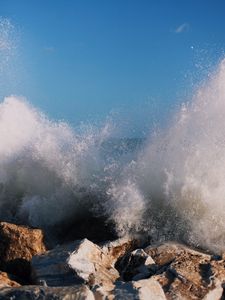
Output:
67,239,98,281
132,278,167,300
32,238,119,289
203,280,224,300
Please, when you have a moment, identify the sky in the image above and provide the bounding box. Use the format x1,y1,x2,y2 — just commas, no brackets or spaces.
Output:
0,0,225,136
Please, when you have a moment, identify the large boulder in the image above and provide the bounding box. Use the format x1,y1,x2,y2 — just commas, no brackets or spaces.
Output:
32,238,138,289
0,222,46,283
67,239,120,289
32,238,126,289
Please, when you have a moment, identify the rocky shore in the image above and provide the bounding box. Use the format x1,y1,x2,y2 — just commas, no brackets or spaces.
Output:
0,221,224,299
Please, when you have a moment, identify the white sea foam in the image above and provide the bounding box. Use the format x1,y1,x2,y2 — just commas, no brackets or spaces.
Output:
0,96,113,229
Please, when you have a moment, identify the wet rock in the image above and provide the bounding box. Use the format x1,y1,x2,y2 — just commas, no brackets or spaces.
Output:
32,238,123,288
0,271,20,288
0,285,94,300
0,222,46,283
144,242,225,299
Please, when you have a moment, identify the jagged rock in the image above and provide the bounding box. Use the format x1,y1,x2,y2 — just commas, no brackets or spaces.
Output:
116,248,156,281
0,271,20,288
0,222,46,282
32,238,136,289
144,242,225,300
67,238,119,289
0,285,94,300
93,277,166,300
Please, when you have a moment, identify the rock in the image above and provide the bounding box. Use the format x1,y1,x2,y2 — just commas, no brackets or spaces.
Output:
68,238,119,289
0,285,94,300
0,271,20,288
131,278,167,300
116,248,156,281
0,222,46,283
32,238,123,289
145,242,211,266
202,280,224,300
93,277,166,300
32,240,84,286
101,238,140,264
144,242,225,300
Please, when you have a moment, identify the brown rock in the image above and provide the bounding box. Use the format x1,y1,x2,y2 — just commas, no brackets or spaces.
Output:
0,271,20,288
144,242,225,300
144,242,210,266
102,238,140,263
0,222,46,283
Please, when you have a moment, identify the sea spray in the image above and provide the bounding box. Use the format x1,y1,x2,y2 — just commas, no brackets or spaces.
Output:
0,17,19,94
0,96,114,228
1,20,225,251
108,58,225,252
0,17,15,65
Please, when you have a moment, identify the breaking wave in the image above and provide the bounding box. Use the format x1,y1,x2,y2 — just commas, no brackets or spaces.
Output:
0,96,112,225
110,58,225,253
1,17,225,252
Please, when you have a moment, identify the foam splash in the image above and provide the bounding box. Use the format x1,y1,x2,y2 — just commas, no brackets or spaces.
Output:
109,58,225,252
0,96,114,229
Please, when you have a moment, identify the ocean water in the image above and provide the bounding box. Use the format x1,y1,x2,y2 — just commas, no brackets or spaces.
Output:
1,18,225,252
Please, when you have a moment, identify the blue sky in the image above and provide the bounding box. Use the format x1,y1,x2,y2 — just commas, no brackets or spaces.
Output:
1,0,225,136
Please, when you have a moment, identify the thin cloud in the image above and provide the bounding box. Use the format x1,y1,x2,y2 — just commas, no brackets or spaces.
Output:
175,23,190,34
